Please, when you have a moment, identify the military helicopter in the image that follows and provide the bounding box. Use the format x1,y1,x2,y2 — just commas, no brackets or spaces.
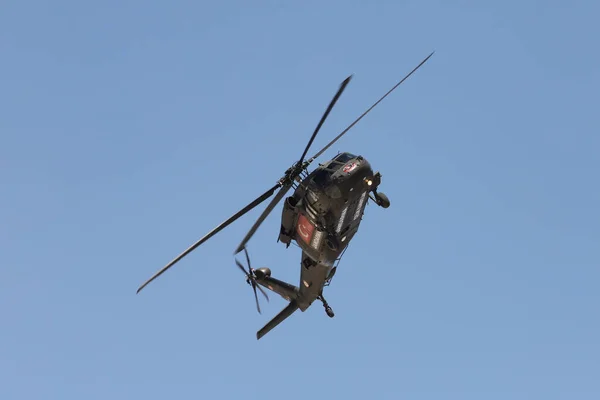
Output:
136,51,434,340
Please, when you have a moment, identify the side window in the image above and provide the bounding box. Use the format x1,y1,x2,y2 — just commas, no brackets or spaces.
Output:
312,169,329,186
334,152,355,163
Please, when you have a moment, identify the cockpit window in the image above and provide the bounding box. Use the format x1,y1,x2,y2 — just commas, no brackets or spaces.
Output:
312,168,330,186
334,152,356,163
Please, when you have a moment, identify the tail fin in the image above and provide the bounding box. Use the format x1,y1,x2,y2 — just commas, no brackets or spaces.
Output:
257,300,299,340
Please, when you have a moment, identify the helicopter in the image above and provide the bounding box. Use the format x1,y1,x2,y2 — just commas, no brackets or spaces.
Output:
136,51,434,340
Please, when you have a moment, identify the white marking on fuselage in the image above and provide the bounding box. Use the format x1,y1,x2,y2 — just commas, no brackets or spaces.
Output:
353,191,367,221
337,205,348,233
311,229,323,249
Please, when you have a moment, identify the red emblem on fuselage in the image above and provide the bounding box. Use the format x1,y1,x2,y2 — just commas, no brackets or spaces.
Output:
296,214,315,245
343,162,357,173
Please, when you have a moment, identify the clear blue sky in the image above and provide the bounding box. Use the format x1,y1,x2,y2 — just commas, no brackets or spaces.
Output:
2,1,599,398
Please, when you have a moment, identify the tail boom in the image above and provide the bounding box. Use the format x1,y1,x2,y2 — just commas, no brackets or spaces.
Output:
255,275,298,302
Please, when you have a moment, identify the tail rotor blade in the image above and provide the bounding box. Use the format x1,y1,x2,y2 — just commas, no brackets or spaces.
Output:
251,282,262,314
243,246,252,270
255,282,270,302
235,259,248,275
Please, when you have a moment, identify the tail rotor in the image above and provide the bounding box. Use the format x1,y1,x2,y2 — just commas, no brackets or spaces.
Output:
235,247,269,314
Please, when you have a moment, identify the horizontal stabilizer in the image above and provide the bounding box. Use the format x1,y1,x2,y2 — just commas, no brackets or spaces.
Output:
257,300,299,340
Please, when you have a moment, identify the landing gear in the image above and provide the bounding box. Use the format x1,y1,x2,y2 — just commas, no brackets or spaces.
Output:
374,191,390,208
325,306,335,318
365,172,390,208
318,294,335,318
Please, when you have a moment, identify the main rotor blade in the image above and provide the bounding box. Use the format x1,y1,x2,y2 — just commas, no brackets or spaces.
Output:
252,282,262,314
305,51,434,165
298,75,352,164
136,182,281,294
234,182,293,254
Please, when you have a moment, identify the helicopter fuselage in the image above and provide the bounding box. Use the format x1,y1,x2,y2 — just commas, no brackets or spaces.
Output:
251,151,389,339
280,152,377,262
136,51,432,341
257,152,384,309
